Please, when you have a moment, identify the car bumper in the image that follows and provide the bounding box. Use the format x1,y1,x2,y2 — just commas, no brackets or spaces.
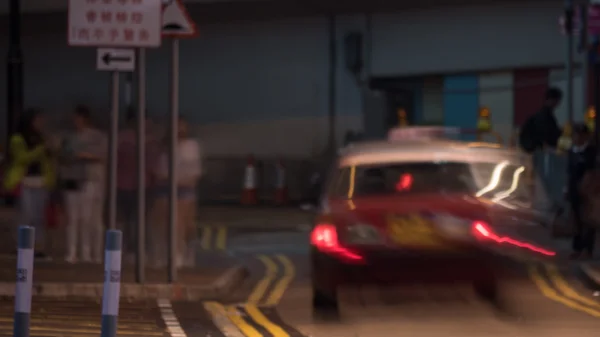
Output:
311,246,513,288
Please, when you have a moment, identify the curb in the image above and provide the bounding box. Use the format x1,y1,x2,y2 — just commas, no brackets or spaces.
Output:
577,262,600,291
0,264,249,301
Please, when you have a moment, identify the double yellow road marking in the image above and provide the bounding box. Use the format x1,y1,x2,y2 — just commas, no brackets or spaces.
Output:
248,254,295,306
206,302,292,337
205,254,297,337
530,263,600,317
199,226,227,251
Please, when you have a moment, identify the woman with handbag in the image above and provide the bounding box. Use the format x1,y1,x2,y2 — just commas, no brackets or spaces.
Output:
60,106,108,264
3,109,55,259
149,117,201,268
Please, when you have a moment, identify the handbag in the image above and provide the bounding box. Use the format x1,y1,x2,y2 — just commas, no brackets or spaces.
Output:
45,195,63,229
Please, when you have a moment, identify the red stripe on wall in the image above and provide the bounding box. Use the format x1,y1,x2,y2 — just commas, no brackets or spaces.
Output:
513,68,549,127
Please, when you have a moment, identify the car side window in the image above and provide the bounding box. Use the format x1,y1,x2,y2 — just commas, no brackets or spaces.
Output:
328,167,351,198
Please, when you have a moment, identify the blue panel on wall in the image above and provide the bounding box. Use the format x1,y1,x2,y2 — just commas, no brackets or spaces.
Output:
443,75,479,140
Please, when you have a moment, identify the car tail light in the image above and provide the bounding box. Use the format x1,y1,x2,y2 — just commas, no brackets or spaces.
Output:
310,224,365,263
472,221,555,256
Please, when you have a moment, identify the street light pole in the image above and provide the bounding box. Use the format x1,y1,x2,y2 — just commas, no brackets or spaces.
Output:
565,0,575,123
6,0,23,146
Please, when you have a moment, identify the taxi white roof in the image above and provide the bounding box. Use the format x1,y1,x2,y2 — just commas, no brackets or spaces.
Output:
338,140,529,167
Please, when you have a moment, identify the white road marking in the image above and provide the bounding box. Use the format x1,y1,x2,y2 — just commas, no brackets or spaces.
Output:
157,299,187,337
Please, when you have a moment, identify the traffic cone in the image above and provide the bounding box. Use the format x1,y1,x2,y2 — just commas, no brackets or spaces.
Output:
274,159,288,206
241,155,258,205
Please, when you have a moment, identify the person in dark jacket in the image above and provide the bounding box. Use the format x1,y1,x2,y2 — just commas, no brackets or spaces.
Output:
567,124,596,259
519,87,563,153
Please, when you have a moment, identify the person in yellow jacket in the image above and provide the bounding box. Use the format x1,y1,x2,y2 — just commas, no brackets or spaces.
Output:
3,109,55,259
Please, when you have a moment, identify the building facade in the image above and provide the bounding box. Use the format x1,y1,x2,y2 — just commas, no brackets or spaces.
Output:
0,0,584,157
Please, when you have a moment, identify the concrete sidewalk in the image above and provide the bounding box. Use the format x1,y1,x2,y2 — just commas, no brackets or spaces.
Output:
0,257,247,301
0,204,312,300
510,224,600,288
0,206,283,300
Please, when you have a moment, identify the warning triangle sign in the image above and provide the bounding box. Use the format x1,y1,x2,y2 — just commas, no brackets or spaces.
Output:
162,0,198,38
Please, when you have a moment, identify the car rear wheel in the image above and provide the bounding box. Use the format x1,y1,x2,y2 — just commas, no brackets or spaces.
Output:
473,279,497,303
312,286,339,319
473,278,511,316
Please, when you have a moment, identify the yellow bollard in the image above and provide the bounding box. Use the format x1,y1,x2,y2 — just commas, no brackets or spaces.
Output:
397,108,409,127
477,107,492,132
585,106,595,133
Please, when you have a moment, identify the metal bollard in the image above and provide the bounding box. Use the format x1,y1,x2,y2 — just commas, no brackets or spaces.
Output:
100,230,123,337
13,226,35,337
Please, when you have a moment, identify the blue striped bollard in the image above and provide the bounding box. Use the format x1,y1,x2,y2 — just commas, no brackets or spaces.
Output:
100,230,123,337
13,226,35,337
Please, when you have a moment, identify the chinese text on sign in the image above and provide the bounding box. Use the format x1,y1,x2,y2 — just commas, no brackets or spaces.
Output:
68,0,162,48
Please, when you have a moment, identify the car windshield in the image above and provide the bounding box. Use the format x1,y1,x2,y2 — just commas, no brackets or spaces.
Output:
331,161,539,208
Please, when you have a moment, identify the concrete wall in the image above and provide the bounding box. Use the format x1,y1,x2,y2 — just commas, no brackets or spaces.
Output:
478,72,514,144
0,14,363,157
371,1,575,76
548,67,585,126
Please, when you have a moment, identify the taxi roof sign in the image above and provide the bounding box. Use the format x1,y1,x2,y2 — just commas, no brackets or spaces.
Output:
387,126,461,141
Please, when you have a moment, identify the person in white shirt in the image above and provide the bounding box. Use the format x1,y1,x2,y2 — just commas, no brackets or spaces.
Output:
149,117,201,268
61,105,108,263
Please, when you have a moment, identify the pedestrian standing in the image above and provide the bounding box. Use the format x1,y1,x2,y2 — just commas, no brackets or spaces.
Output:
567,124,597,259
149,117,201,268
519,87,563,154
116,109,138,263
62,105,108,263
116,109,160,264
3,109,55,259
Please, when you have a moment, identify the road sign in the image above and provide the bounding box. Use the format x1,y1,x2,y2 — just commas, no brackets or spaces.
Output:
68,0,163,48
97,48,136,71
162,0,198,37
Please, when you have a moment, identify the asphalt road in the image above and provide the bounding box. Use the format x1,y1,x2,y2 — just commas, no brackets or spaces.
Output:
175,222,600,337
5,221,600,337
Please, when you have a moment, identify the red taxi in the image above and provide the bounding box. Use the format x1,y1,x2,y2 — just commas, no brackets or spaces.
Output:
310,127,555,314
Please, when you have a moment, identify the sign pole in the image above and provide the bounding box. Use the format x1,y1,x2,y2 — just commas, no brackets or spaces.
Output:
581,4,589,109
594,37,600,151
135,48,147,284
565,0,574,123
7,0,23,149
167,38,179,283
108,71,120,231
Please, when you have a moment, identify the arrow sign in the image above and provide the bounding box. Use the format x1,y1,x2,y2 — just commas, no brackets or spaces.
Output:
97,48,136,72
102,53,132,65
